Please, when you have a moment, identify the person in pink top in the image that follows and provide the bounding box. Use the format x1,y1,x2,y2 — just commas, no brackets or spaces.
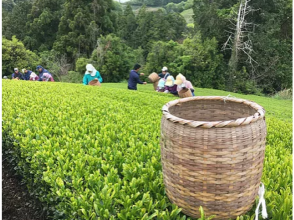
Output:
42,72,55,82
174,74,195,96
29,72,39,81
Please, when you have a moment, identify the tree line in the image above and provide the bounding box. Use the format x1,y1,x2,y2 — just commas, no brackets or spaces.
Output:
2,0,292,94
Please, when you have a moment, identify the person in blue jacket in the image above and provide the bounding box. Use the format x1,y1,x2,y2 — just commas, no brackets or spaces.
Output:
36,65,52,81
83,64,103,85
22,69,32,80
12,68,24,80
128,64,147,90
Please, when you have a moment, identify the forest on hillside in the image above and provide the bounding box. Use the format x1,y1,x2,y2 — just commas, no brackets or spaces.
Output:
2,0,292,94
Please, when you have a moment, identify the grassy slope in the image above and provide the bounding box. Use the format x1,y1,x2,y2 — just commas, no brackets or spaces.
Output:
180,8,194,24
120,4,194,25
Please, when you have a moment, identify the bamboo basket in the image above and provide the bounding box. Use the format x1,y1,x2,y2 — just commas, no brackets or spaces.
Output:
148,72,160,83
160,96,267,220
153,80,159,91
89,79,101,86
178,88,192,98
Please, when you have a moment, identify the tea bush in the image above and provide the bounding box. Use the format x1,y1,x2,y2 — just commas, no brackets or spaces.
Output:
2,81,292,219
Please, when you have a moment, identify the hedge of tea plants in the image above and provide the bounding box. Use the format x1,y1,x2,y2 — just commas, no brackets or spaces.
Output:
2,80,292,220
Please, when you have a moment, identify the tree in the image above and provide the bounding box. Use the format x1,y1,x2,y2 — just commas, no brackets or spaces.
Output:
24,0,65,52
53,0,116,60
118,4,137,47
222,0,256,91
38,51,72,81
248,0,292,93
2,1,33,41
2,36,40,76
144,34,225,89
181,35,225,89
134,5,186,57
90,34,142,82
144,40,183,74
193,0,292,94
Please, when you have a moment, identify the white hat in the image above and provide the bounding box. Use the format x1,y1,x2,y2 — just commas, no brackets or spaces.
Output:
30,72,37,78
86,64,97,77
14,68,18,71
162,66,168,72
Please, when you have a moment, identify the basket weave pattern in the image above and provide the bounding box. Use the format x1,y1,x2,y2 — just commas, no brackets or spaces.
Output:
89,79,101,86
148,72,160,83
153,80,159,90
160,96,267,220
178,88,192,98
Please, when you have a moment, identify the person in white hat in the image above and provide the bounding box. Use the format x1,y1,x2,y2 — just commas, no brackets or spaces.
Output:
156,78,166,92
83,64,103,85
158,66,170,80
29,72,39,81
11,68,24,80
164,75,178,96
174,73,195,96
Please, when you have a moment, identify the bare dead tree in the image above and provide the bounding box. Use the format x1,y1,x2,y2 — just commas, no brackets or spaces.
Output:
222,0,258,91
52,54,71,82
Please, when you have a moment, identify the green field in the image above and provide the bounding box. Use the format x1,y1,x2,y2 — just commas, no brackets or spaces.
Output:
181,8,194,24
2,81,292,219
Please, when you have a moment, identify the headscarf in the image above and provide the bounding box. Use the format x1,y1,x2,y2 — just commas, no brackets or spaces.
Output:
158,79,166,88
30,72,37,79
85,64,97,77
42,73,52,81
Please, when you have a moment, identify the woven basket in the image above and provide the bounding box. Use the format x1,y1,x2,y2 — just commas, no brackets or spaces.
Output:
153,80,159,91
89,79,101,86
178,88,192,98
148,72,160,83
160,96,266,220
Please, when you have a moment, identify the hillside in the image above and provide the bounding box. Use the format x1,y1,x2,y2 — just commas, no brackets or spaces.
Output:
181,8,194,24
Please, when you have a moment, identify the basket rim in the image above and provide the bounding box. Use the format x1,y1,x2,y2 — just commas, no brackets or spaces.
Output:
162,96,265,128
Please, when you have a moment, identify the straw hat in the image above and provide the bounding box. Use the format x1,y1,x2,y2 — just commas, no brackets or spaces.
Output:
165,76,175,86
174,74,185,85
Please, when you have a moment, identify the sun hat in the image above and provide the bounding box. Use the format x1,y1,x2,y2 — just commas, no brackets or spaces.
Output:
158,79,166,88
174,74,185,85
165,76,175,86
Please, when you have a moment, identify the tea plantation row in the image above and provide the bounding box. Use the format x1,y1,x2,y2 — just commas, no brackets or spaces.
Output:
2,80,292,219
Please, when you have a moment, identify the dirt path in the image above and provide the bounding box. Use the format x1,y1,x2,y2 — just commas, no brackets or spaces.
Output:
2,158,47,220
